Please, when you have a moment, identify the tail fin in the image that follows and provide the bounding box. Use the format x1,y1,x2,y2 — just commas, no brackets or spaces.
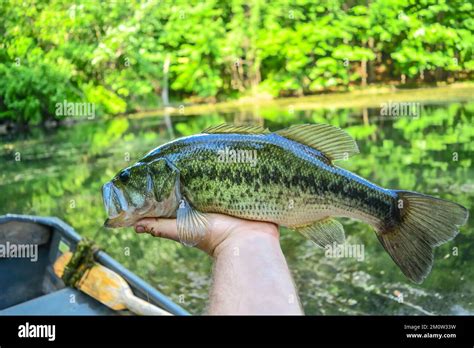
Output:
377,190,469,283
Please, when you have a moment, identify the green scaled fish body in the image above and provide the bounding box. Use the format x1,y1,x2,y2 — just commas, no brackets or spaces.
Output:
103,124,469,283
158,127,393,229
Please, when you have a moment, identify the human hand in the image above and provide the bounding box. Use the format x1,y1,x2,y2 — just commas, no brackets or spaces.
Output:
134,214,303,314
134,214,280,257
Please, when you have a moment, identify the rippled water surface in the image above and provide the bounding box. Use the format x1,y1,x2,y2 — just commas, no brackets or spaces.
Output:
1,99,473,315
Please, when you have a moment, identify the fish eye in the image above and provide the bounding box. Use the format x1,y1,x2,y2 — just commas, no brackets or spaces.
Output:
118,169,131,184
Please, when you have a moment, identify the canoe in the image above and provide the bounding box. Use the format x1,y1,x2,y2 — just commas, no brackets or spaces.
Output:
0,214,189,315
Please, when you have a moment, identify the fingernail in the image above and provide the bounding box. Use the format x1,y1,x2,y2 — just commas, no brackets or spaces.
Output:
135,225,145,233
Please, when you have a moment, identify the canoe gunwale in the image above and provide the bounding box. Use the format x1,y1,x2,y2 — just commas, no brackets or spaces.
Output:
0,214,189,316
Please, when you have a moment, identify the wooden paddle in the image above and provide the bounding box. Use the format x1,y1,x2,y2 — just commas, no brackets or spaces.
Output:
54,252,172,315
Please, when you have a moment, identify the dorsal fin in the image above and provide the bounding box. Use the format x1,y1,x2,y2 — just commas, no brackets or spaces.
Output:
275,123,359,161
203,123,270,134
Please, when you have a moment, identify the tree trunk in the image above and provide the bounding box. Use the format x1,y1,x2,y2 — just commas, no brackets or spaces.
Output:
361,60,367,86
162,54,174,138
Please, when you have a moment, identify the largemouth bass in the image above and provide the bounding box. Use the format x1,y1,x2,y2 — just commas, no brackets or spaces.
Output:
102,123,469,283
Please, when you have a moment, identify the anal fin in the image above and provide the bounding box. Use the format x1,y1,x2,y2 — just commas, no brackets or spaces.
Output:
295,218,345,248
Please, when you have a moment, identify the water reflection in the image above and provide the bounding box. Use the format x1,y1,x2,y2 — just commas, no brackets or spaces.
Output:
1,102,472,315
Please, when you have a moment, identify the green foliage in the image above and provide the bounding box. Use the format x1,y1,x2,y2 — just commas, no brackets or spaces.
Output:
0,0,472,125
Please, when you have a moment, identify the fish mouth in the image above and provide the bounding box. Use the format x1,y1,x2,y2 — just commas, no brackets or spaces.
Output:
102,182,131,228
103,217,116,228
102,182,129,213
104,217,129,228
102,181,155,228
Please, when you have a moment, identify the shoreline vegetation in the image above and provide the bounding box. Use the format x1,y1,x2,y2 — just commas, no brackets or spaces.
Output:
1,1,472,129
130,82,474,118
1,83,472,135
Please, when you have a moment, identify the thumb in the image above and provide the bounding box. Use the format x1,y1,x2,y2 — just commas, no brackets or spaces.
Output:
134,218,179,242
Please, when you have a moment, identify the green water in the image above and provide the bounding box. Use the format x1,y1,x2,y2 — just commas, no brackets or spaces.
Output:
1,101,473,315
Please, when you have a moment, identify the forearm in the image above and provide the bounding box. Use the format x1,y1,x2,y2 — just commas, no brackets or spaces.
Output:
133,216,304,315
207,232,303,315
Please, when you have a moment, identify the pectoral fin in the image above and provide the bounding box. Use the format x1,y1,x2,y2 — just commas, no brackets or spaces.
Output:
295,218,345,248
176,199,209,247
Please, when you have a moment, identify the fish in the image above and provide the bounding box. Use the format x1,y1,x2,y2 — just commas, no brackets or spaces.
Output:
102,123,469,283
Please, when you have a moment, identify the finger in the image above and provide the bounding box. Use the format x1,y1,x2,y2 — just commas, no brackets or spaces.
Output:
134,218,179,242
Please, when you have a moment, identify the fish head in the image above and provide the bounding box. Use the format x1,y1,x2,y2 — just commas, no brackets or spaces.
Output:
102,159,178,228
